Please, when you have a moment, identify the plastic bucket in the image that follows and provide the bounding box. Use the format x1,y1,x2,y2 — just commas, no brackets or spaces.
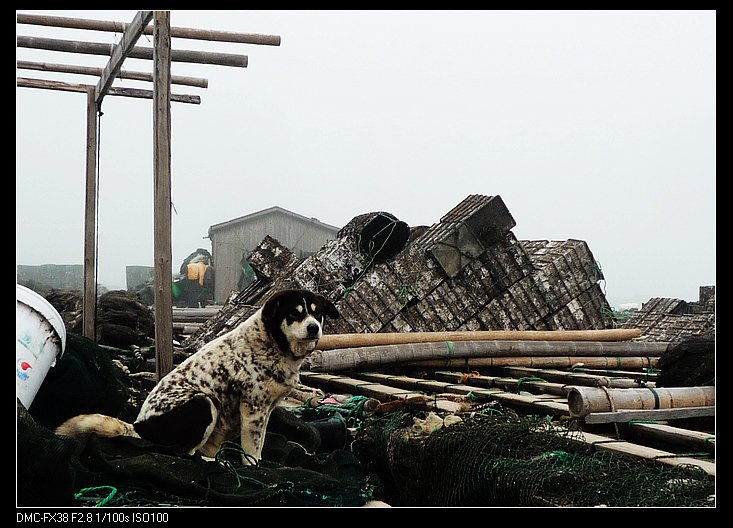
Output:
16,284,67,408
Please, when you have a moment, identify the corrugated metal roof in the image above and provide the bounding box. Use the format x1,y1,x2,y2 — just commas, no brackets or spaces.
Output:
207,206,339,236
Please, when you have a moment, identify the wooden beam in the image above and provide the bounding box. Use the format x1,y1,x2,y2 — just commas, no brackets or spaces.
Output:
583,406,715,424
82,88,98,340
17,35,248,67
17,60,209,88
152,11,174,381
17,12,281,46
95,11,153,104
17,77,201,104
576,431,715,476
626,422,716,453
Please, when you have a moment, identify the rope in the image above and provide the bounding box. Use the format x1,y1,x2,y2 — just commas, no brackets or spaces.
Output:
459,371,481,384
215,441,260,479
515,377,545,393
646,387,661,409
74,485,118,507
295,395,374,425
600,385,621,439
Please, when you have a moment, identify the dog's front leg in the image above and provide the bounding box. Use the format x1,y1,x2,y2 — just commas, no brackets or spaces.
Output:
239,402,269,465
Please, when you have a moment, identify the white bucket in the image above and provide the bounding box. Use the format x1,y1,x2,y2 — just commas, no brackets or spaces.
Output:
16,284,67,408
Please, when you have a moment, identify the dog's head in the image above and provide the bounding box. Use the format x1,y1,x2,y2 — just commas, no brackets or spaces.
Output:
261,289,340,358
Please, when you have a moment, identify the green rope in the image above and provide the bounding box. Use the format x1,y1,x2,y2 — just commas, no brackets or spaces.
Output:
215,440,260,487
295,395,374,426
476,405,503,415
515,377,545,393
74,486,118,507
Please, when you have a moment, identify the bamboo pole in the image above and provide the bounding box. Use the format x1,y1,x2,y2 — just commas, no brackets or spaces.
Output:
500,367,647,389
307,339,666,372
568,366,659,380
317,328,642,350
433,370,638,396
400,356,658,370
566,386,715,418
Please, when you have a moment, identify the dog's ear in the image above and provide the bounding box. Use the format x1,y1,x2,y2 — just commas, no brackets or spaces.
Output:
261,292,282,326
319,295,340,320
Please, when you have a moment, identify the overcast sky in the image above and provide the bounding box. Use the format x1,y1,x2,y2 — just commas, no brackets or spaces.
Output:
16,10,716,309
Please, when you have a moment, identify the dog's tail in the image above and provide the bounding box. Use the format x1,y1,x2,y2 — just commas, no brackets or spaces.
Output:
56,414,140,440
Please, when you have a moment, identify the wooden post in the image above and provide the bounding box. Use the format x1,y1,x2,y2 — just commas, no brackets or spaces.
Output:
153,11,174,380
82,88,98,340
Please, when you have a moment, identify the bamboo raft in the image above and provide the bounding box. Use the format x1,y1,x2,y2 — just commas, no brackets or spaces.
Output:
297,330,714,476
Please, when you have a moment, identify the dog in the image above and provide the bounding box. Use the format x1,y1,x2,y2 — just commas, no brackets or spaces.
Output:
56,289,340,464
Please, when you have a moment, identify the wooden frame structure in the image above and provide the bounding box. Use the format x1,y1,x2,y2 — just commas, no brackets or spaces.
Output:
17,11,280,379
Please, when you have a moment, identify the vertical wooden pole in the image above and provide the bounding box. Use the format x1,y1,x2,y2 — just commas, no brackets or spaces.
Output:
82,87,98,339
153,11,174,379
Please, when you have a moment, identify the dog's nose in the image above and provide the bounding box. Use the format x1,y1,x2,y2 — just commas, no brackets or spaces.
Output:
307,323,320,336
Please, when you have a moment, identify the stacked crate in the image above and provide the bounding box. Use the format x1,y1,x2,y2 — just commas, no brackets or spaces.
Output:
620,295,715,342
184,194,614,350
330,194,612,333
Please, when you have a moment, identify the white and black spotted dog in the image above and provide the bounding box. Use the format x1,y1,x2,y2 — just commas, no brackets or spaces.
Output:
57,289,339,464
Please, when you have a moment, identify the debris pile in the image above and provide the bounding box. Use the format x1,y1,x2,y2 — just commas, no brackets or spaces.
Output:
185,194,613,350
45,289,154,348
619,286,716,342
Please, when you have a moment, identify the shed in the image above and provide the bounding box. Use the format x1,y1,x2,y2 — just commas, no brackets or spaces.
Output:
207,206,339,303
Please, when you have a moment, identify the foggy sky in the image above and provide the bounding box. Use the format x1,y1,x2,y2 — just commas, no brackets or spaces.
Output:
16,10,716,309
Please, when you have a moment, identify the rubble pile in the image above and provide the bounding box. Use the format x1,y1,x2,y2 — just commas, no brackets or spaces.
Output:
45,289,155,349
185,194,613,351
619,286,716,342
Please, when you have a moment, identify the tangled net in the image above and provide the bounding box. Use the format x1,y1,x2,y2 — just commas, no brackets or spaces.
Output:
353,410,715,507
